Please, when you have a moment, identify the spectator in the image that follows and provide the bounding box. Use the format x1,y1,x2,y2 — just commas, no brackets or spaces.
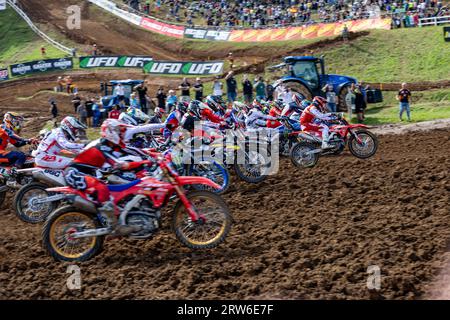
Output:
178,77,191,102
193,77,204,101
109,104,121,119
397,82,412,121
242,74,253,103
345,84,356,120
92,99,102,127
254,76,266,101
49,100,58,128
342,24,349,41
156,86,167,110
77,103,87,126
65,76,73,93
266,82,275,101
225,71,238,102
92,43,98,56
85,97,94,127
72,93,81,114
56,76,64,92
114,83,126,105
212,76,224,97
323,84,338,112
41,46,46,57
354,86,366,123
134,81,150,114
227,52,235,70
166,89,178,113
129,93,140,108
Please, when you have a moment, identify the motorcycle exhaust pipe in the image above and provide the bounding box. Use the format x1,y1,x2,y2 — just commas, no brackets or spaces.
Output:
68,195,97,214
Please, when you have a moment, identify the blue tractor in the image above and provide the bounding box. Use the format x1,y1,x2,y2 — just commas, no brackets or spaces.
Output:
271,56,381,110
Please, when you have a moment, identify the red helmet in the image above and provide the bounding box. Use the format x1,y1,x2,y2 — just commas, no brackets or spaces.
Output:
312,96,327,112
101,119,128,147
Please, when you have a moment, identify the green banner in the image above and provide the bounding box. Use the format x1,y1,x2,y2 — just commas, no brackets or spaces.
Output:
79,56,153,68
143,61,224,75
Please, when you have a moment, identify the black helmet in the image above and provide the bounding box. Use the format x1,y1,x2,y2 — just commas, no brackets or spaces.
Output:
187,100,208,119
176,101,188,114
205,95,226,113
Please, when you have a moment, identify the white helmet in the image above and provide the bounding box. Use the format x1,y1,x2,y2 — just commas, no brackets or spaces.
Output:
101,119,128,147
127,107,150,124
118,112,138,126
60,116,87,141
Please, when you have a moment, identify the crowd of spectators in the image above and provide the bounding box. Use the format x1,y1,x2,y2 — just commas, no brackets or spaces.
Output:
120,0,448,29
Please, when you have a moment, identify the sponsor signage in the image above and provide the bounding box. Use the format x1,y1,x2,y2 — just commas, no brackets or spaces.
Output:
140,17,184,38
88,0,141,25
184,28,231,41
143,61,224,75
0,68,9,81
79,56,153,68
9,58,73,77
445,26,450,42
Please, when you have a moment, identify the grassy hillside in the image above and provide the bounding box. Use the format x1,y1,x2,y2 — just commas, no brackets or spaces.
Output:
0,7,67,66
316,26,450,83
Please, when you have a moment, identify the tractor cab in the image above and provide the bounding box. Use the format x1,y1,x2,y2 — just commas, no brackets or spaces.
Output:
100,79,144,109
284,56,324,91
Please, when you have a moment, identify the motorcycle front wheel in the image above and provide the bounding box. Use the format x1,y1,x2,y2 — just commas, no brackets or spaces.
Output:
42,206,104,262
348,130,378,159
173,191,232,250
189,161,230,194
13,182,57,224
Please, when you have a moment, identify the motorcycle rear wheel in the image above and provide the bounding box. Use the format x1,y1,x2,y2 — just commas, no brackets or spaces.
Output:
189,161,230,194
234,149,270,184
290,142,320,168
42,206,104,262
173,191,232,250
13,182,57,224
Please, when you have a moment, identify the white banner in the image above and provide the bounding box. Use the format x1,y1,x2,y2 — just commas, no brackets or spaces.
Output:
0,0,6,11
88,0,141,25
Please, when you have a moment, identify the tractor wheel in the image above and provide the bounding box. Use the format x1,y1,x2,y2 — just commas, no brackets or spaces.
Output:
278,82,312,101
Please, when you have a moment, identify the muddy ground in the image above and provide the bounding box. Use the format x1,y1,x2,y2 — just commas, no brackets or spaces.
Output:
0,126,448,299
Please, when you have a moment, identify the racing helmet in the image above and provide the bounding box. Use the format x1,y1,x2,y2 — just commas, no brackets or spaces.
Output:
292,92,306,107
118,112,138,126
101,119,128,147
176,101,189,114
60,116,87,141
188,100,209,119
3,112,25,133
312,96,328,112
205,95,226,114
127,107,150,124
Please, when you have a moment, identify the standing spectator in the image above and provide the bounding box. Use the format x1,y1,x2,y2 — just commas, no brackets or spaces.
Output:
227,52,235,70
242,75,254,103
178,77,191,102
109,105,121,119
156,86,167,110
345,84,356,120
92,43,98,56
41,46,46,57
65,76,73,93
92,100,102,127
72,93,81,114
56,76,64,92
76,102,87,126
225,71,238,102
323,84,338,112
342,24,349,42
354,86,366,123
266,82,275,101
254,76,266,101
85,97,94,127
134,81,150,114
129,93,140,108
212,76,224,97
397,82,412,121
49,100,58,128
193,78,204,101
114,83,126,105
166,90,178,113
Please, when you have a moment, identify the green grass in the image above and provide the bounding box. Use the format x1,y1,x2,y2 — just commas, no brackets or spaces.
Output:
362,89,450,125
0,7,68,66
316,26,450,83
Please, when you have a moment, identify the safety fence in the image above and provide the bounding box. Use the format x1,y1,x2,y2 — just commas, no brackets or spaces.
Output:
418,15,450,27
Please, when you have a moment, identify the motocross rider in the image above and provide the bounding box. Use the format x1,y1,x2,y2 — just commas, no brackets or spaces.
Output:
267,100,285,128
0,112,35,168
299,96,336,149
163,101,188,140
204,95,227,116
245,99,278,129
34,116,87,169
65,119,157,235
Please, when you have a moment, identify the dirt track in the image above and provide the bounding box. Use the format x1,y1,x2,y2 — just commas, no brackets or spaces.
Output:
0,127,449,299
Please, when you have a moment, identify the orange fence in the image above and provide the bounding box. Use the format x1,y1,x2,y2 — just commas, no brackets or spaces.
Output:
228,18,392,42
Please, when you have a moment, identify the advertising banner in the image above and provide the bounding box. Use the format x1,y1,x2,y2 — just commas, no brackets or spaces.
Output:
143,61,224,75
88,0,142,25
9,58,73,77
0,0,6,11
79,56,153,68
184,28,231,41
228,18,392,42
0,68,9,81
140,17,184,38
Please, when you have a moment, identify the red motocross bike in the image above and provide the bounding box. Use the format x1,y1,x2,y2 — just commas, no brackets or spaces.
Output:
289,114,378,168
42,153,233,262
